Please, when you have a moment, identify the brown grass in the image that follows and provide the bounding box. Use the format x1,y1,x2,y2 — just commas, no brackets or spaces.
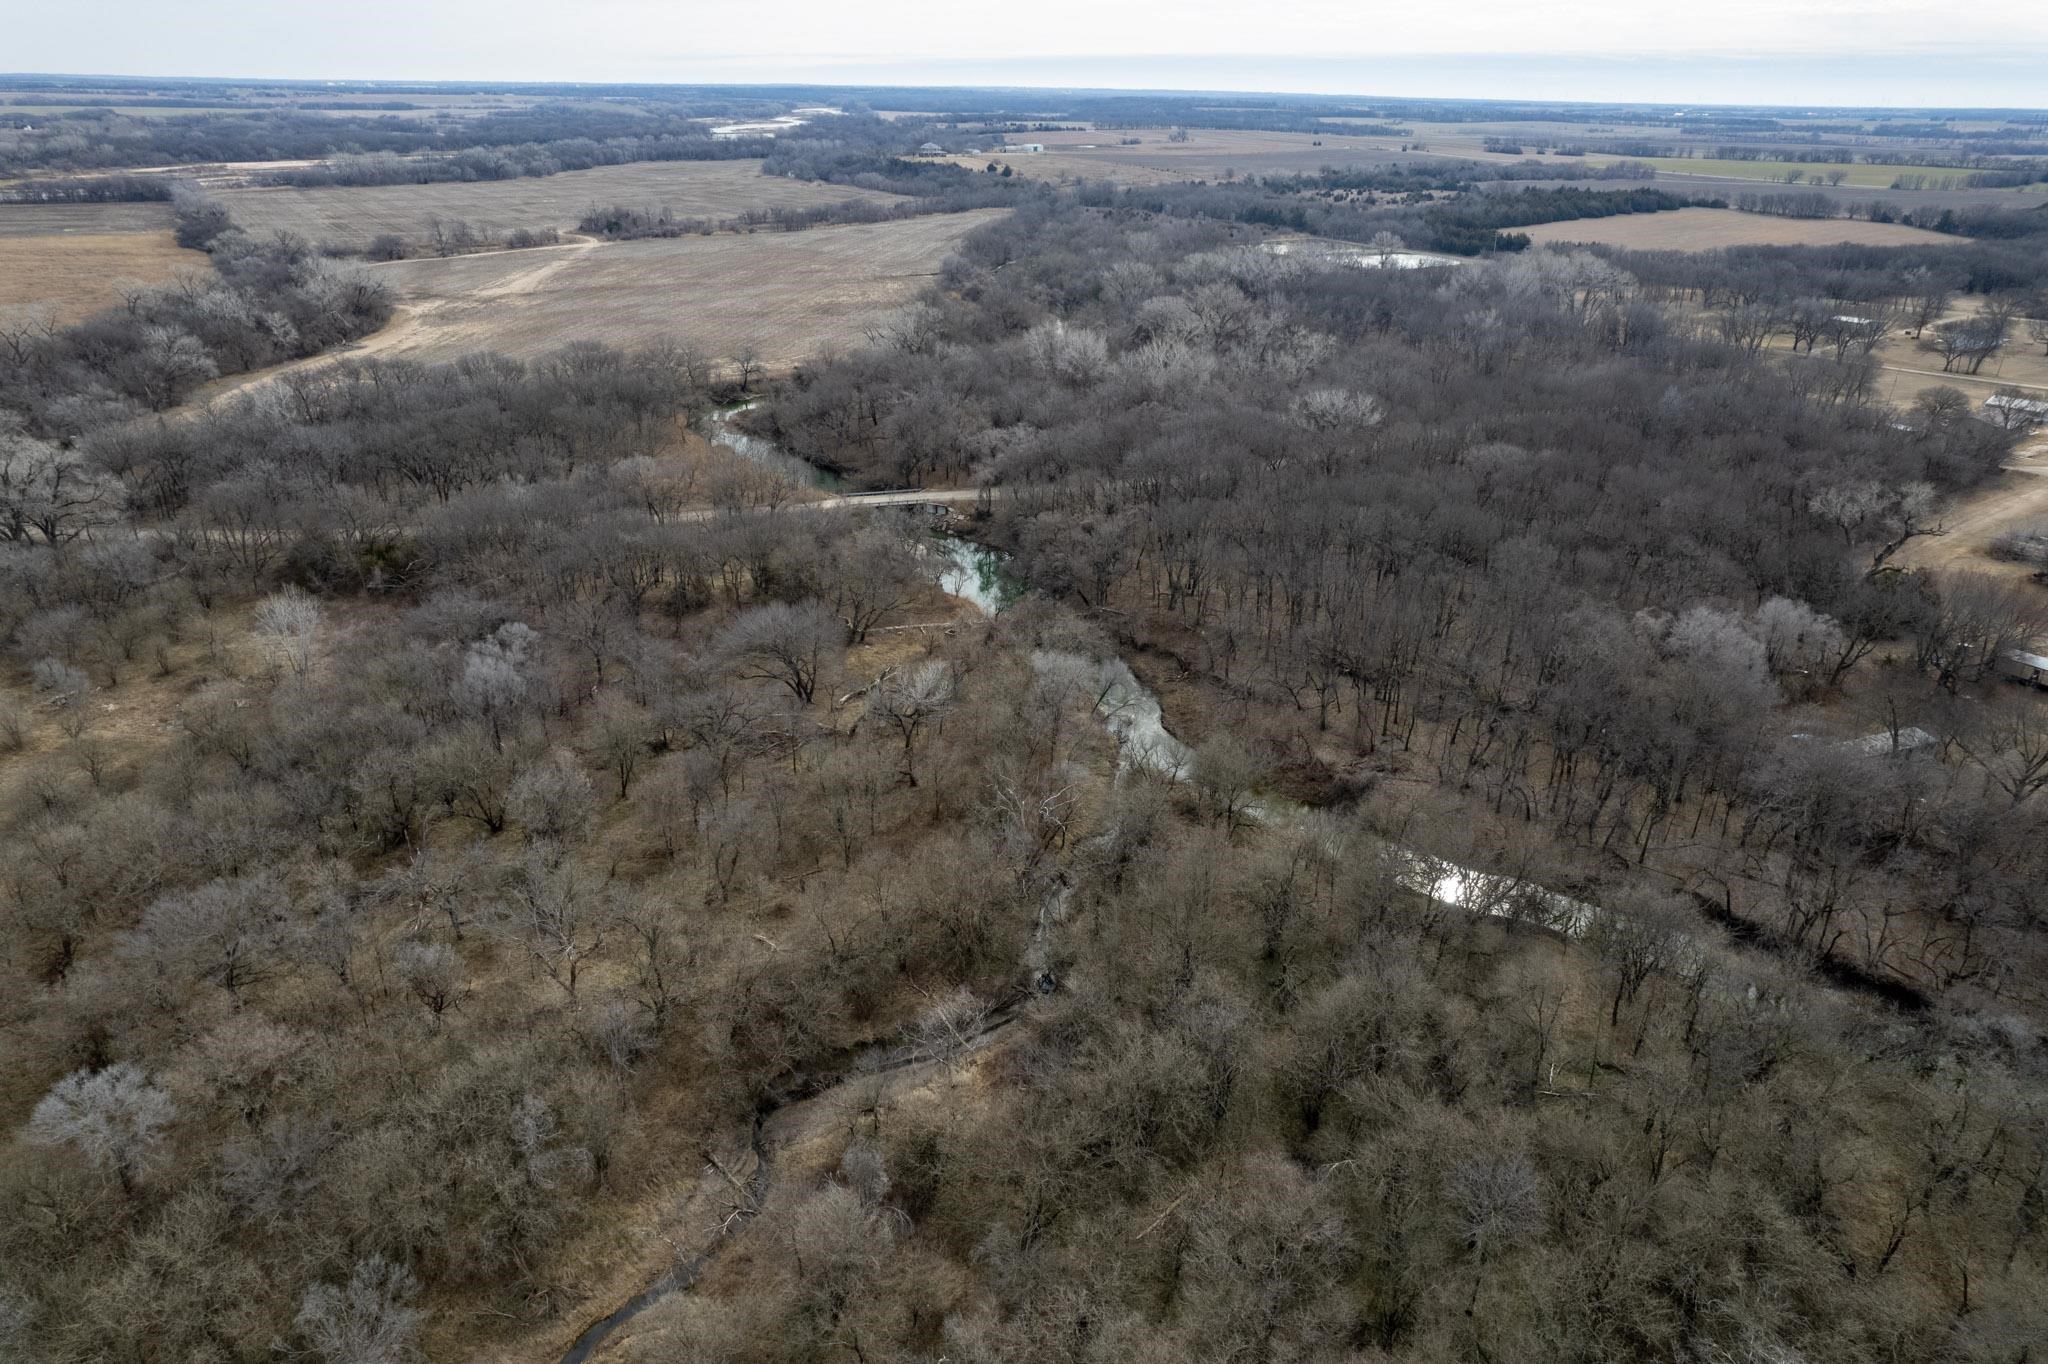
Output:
1891,436,2048,578
0,230,210,323
0,202,177,237
1760,296,2048,404
327,211,1004,371
215,160,904,250
1518,207,1963,251
945,127,1412,185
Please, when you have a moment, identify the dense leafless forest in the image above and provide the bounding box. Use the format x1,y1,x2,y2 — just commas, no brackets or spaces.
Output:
5,78,2048,1364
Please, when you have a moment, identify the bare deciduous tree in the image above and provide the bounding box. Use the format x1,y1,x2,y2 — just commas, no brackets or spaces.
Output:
24,1062,176,1194
254,587,324,677
718,600,838,704
871,660,953,786
1955,694,2048,807
508,748,597,846
0,434,124,546
581,690,655,799
294,1256,425,1364
394,941,465,1026
455,621,538,751
1923,315,2009,375
2025,313,2048,356
494,849,616,1002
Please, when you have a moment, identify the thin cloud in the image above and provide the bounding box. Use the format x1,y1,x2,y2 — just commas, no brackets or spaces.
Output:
8,0,2046,106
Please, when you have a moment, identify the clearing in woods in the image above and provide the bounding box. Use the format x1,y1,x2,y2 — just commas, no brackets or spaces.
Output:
1748,295,2048,404
1893,435,2048,579
1867,297,2048,402
1517,206,1964,251
0,230,210,323
229,210,1004,383
214,160,903,249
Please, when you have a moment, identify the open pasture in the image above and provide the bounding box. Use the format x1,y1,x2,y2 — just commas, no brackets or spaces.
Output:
1861,297,2048,402
1518,206,1964,250
947,127,1421,184
215,159,903,250
336,210,1004,370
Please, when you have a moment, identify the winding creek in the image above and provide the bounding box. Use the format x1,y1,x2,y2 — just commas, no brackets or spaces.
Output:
1260,238,1469,271
555,411,1626,1363
700,404,843,491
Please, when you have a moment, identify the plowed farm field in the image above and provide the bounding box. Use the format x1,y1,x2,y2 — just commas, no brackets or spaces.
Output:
215,159,903,250
0,228,209,323
942,127,1423,184
1517,207,1963,250
287,210,1005,373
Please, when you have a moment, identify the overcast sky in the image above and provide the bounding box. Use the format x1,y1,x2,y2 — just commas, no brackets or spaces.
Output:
11,0,2048,108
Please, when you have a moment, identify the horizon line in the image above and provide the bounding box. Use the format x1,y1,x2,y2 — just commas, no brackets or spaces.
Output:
5,68,2048,117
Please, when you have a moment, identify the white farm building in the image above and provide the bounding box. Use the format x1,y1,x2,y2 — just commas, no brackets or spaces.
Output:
1984,394,2048,428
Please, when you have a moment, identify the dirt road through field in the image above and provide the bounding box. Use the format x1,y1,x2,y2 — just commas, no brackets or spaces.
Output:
184,214,996,417
1879,363,2048,393
1894,434,2048,577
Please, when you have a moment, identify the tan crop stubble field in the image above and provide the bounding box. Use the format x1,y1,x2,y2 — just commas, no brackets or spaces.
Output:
309,209,1008,372
0,227,209,323
1517,206,1967,250
214,160,904,248
0,202,178,236
942,127,1423,184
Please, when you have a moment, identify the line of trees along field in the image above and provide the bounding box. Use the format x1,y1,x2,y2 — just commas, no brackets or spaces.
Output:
3,182,2048,1362
0,196,393,437
0,104,949,189
0,104,789,177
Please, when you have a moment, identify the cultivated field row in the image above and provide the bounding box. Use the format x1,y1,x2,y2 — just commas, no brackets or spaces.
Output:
201,210,1006,395
1517,206,1964,251
214,160,903,249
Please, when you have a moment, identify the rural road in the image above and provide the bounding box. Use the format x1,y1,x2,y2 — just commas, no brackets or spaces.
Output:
109,484,1001,547
1880,362,2048,392
183,301,438,409
186,234,613,408
464,234,603,298
1893,434,2048,575
674,487,997,520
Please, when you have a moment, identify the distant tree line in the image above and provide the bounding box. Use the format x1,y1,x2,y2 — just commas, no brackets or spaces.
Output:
1078,179,1704,256
0,173,181,204
252,137,774,189
0,105,910,178
577,155,1039,242
1419,186,1699,254
357,220,561,261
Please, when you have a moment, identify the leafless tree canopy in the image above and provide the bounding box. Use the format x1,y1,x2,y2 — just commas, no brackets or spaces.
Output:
5,101,2048,1364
